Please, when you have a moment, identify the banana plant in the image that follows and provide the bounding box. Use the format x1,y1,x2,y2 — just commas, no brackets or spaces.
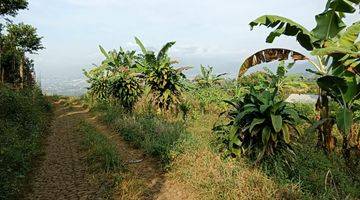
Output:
237,0,359,153
311,22,360,159
134,37,187,111
84,45,143,111
195,65,226,87
214,87,302,165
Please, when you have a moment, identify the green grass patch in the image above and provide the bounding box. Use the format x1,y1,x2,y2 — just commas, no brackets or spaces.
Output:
92,102,194,166
0,86,52,200
77,121,124,198
78,121,123,172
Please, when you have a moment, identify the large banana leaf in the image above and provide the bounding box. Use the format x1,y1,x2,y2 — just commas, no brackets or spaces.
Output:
312,22,360,75
135,37,147,54
250,15,315,50
326,0,358,13
336,108,353,135
317,75,348,100
339,21,360,48
312,0,359,40
312,10,346,40
157,41,175,62
237,48,308,78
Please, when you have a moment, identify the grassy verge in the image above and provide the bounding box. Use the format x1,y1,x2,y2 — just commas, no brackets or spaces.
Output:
92,102,193,166
87,101,294,199
84,99,360,199
0,86,53,200
77,121,124,198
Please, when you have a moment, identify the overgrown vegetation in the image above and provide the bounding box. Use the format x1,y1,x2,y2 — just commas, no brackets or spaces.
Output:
0,86,52,199
0,2,50,199
81,1,360,195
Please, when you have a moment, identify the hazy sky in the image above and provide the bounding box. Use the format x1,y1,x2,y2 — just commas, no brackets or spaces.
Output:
14,0,359,80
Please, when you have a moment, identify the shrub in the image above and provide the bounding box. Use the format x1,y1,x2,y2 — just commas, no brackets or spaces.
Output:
214,89,302,164
0,86,52,199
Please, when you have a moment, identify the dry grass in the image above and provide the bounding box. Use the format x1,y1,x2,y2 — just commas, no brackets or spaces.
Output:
166,113,302,200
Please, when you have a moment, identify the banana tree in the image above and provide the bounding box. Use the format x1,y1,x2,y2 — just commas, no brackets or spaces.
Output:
312,22,360,159
134,37,187,111
84,45,143,111
237,0,359,152
195,65,226,87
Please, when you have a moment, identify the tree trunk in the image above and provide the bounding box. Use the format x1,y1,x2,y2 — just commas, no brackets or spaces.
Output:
316,89,336,153
19,53,24,89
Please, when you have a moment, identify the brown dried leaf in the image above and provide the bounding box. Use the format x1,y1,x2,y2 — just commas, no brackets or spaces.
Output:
238,48,308,78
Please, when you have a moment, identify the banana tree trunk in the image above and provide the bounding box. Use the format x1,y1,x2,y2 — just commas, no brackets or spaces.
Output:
316,89,336,152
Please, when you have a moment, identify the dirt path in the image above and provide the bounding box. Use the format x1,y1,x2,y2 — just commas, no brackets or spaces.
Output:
25,101,98,200
26,101,192,200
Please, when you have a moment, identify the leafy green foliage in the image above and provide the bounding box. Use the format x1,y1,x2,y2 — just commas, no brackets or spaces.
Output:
195,65,226,87
0,86,52,199
4,23,44,54
78,121,123,172
0,0,28,17
108,73,142,111
214,89,301,163
84,46,143,111
135,37,186,111
247,0,359,154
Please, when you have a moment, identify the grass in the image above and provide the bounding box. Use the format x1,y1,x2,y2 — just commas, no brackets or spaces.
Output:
77,121,124,198
0,86,52,200
82,89,360,199
167,113,303,200
92,102,193,166
86,100,300,199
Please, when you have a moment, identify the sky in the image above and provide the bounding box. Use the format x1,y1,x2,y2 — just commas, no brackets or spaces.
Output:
14,0,359,82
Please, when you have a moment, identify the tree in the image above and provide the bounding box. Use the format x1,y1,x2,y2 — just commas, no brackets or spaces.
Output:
84,45,143,112
135,37,187,111
237,0,359,153
0,0,30,85
2,23,43,87
0,0,28,17
311,22,360,161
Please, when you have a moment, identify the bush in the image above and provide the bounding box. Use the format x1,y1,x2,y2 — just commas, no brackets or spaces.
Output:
214,89,302,164
0,86,52,199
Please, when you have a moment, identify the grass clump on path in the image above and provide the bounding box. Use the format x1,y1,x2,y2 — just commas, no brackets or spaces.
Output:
78,121,124,198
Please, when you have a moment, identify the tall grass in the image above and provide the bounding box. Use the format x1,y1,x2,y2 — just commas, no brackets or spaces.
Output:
78,121,123,172
0,86,52,200
77,121,124,198
92,102,193,165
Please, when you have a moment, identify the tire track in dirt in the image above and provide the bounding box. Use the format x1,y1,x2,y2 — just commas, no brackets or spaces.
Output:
25,102,97,200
